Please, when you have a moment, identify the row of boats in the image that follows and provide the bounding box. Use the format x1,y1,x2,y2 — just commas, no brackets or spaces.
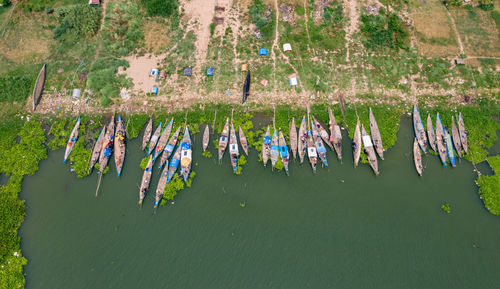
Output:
412,106,468,176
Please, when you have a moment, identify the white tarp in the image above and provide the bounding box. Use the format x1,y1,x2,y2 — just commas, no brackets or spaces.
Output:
362,135,373,147
307,147,317,157
283,43,292,52
230,143,239,154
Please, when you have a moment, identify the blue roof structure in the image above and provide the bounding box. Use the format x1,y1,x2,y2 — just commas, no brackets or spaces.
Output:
207,67,214,76
259,48,267,56
152,86,159,94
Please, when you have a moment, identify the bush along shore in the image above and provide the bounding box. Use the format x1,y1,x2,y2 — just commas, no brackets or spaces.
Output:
476,156,500,215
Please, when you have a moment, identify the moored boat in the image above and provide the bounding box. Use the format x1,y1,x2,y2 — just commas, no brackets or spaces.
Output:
202,124,210,152
289,117,298,160
218,118,230,162
328,108,342,161
353,118,362,167
158,126,181,169
306,130,317,173
229,123,239,174
114,115,126,177
153,118,173,161
262,126,271,166
167,145,182,183
412,106,428,153
436,113,448,167
369,108,384,160
279,129,290,175
180,126,193,181
458,112,468,154
142,117,153,151
313,115,333,150
63,116,81,163
361,124,379,175
238,126,248,156
139,156,153,205
426,114,436,152
312,118,328,167
148,122,162,156
270,129,279,169
413,138,423,176
154,163,169,208
451,116,462,158
89,126,105,172
298,116,307,164
444,127,456,167
32,64,46,111
99,116,115,173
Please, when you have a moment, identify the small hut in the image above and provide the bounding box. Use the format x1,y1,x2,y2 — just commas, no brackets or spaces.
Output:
72,89,81,98
455,58,466,65
152,86,159,94
89,0,100,5
207,67,214,76
283,43,292,52
290,77,298,86
184,67,193,76
150,68,159,77
159,70,167,79
259,48,268,56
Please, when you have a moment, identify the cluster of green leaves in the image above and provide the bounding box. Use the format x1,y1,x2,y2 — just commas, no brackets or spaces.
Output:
478,0,494,11
441,203,451,213
68,122,91,178
139,156,149,170
124,114,149,139
0,75,33,103
162,171,196,201
249,0,275,40
235,155,247,175
86,57,130,105
476,156,500,215
140,0,178,17
47,118,69,150
202,150,212,158
53,4,101,40
360,9,409,51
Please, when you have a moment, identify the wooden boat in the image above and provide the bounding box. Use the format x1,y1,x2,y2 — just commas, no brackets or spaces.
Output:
202,124,210,152
451,116,462,158
270,129,279,169
154,162,169,209
242,71,251,104
413,138,423,176
369,108,384,160
167,145,182,183
279,129,290,175
142,117,153,151
147,122,162,156
444,127,456,167
306,130,317,173
328,108,342,161
436,113,448,167
289,117,298,160
312,115,333,150
412,106,428,153
312,119,328,167
218,118,230,162
159,126,180,169
89,126,105,172
262,125,271,166
139,156,153,205
63,116,81,163
229,123,239,174
353,118,362,167
238,126,248,156
99,116,115,173
180,126,193,181
32,64,46,111
458,112,468,154
153,118,173,161
298,116,307,164
114,115,126,177
361,124,379,175
426,114,436,152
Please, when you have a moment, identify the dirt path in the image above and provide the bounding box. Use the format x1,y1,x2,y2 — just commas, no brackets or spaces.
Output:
271,0,280,93
445,7,464,55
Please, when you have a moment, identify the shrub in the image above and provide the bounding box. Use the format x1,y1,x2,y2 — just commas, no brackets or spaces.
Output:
53,4,101,39
360,9,409,51
141,0,178,17
99,96,112,107
0,76,32,103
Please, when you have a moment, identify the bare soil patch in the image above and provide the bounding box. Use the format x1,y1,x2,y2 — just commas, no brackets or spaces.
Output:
143,20,172,54
119,54,164,95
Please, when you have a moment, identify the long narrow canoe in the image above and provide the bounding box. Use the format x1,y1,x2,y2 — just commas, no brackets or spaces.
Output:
312,119,328,167
89,126,106,172
63,116,81,163
451,116,462,158
32,64,46,111
426,114,436,152
154,162,169,209
139,156,153,205
229,123,239,174
180,126,192,181
114,115,126,177
413,138,423,176
289,118,298,160
458,112,468,154
167,145,182,183
262,126,271,166
436,113,448,167
369,108,384,160
444,127,456,167
306,130,317,173
218,118,230,162
147,122,162,156
99,116,115,173
413,106,428,153
361,124,379,175
159,126,180,169
298,116,307,164
202,124,210,152
153,118,173,161
142,117,153,151
328,108,342,161
313,116,333,150
238,126,248,156
270,129,279,169
353,118,362,167
279,129,289,175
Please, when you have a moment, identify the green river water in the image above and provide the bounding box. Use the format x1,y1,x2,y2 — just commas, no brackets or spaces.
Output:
20,118,500,288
